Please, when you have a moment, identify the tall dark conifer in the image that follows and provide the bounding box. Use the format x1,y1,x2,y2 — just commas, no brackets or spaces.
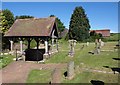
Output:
69,6,90,41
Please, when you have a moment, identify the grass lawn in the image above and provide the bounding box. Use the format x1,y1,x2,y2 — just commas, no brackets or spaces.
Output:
46,41,118,69
62,70,118,83
44,41,119,83
26,69,52,83
0,54,15,69
2,40,118,83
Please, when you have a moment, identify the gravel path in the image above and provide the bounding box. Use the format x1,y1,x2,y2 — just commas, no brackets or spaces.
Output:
0,61,67,83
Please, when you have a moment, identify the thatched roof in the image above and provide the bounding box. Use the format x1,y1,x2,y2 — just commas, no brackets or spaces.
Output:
4,17,58,38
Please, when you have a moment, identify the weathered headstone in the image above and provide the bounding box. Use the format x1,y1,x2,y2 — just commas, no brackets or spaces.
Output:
94,39,101,54
68,40,77,57
67,61,75,80
86,42,89,46
101,41,104,47
99,39,105,47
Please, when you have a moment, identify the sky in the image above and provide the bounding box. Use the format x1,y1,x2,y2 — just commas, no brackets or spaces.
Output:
1,2,118,33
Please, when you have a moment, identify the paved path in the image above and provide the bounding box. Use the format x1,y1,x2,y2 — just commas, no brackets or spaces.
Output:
0,61,67,83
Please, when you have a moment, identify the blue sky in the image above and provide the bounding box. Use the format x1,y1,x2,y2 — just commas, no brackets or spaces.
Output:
2,2,118,33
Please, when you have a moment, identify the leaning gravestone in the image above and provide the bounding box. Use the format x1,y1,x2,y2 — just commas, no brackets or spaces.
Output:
67,61,75,80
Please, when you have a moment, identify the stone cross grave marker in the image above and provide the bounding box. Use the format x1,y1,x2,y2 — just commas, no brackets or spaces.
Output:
68,40,77,57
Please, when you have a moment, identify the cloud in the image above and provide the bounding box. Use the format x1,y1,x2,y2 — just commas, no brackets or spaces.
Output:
110,30,119,33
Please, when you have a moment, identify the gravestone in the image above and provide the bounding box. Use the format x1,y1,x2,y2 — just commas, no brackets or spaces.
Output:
86,42,89,46
101,41,104,47
94,39,100,54
118,40,120,46
67,61,75,80
68,40,77,57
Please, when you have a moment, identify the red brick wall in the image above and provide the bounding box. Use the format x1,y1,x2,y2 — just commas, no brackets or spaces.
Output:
90,29,110,37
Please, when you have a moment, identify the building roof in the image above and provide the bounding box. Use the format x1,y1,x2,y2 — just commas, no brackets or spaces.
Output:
4,17,57,37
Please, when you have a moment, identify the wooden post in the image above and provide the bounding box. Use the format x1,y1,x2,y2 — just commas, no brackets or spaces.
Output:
10,40,13,51
35,38,39,49
43,39,49,59
51,38,54,53
45,40,48,54
27,38,32,49
16,49,18,61
56,38,58,52
20,40,23,54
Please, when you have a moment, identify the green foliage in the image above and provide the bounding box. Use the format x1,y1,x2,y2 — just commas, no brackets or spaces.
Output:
1,9,14,50
50,15,65,37
2,9,14,33
104,33,120,41
0,12,8,33
69,6,90,41
0,54,15,69
89,31,103,41
15,15,34,20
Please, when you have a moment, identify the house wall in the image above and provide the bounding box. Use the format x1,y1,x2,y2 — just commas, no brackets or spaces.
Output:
95,30,110,37
90,29,110,37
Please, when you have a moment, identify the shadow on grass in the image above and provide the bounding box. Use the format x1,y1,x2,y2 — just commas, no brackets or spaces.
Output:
0,57,3,59
64,71,67,77
103,66,120,74
90,80,104,85
88,51,94,54
112,58,120,61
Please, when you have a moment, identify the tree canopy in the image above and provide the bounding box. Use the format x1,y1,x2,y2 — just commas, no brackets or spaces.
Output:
1,9,14,34
69,6,91,41
15,15,34,20
90,31,103,41
0,9,15,50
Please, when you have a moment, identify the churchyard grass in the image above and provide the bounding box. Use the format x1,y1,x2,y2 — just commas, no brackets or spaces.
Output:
44,41,119,83
46,41,118,69
0,54,15,69
62,70,118,83
1,40,119,83
26,69,52,83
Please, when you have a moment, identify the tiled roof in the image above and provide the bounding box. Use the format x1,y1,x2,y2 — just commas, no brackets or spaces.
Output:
4,17,57,37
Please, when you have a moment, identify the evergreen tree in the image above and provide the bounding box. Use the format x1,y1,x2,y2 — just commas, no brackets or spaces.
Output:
69,6,90,41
